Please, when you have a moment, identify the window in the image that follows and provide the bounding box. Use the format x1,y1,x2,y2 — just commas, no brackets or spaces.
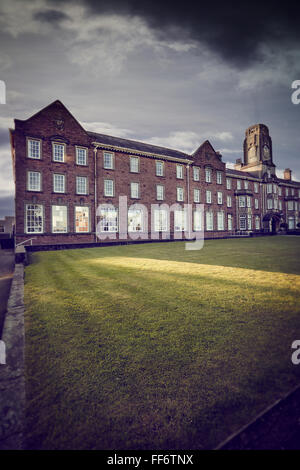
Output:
27,171,41,191
206,211,213,231
176,164,183,179
286,187,289,196
237,180,241,190
255,216,260,230
247,196,251,208
53,174,65,193
279,200,282,210
267,198,273,209
130,182,140,199
217,211,224,230
99,207,118,232
75,206,90,232
76,176,87,195
274,199,278,209
217,171,222,184
273,184,277,194
288,216,295,230
217,191,223,205
28,139,41,159
156,184,164,201
193,166,200,181
194,189,200,203
226,178,231,190
239,215,246,230
76,147,87,165
128,208,143,232
53,143,65,162
103,152,114,169
194,211,202,231
248,215,252,230
25,204,43,233
156,160,164,176
52,205,68,233
291,188,295,196
244,180,249,189
267,183,272,194
174,210,187,231
205,168,211,183
130,156,139,173
154,209,168,231
255,198,259,209
288,200,294,211
278,187,282,196
227,195,232,207
228,214,232,231
254,182,259,193
206,190,212,204
177,187,184,202
0,225,4,233
104,179,114,197
239,196,246,207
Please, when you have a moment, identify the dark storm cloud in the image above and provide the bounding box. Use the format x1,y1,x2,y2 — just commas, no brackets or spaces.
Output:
34,8,70,24
47,0,300,67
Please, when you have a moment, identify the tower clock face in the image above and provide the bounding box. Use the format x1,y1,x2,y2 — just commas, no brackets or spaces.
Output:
263,144,270,160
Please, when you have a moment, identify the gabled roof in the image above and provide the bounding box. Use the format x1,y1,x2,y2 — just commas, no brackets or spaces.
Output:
87,131,191,161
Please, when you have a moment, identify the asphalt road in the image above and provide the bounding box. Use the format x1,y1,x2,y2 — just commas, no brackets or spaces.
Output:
0,249,14,337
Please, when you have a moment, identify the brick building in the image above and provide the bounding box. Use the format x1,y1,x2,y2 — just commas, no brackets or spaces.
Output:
9,100,300,247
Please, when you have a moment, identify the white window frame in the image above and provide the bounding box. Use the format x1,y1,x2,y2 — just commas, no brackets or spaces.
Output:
75,206,90,233
254,182,259,193
217,191,223,205
156,160,164,177
27,171,41,191
156,184,164,201
194,188,200,203
206,190,212,204
52,142,65,162
25,204,43,234
217,171,222,185
103,151,114,170
227,195,232,207
239,196,246,207
130,182,140,199
193,166,200,181
53,173,65,193
99,206,118,232
217,211,224,230
237,180,241,190
130,156,139,173
205,168,212,183
76,176,88,195
177,187,184,202
104,179,114,197
255,198,259,209
154,209,168,232
76,147,87,166
128,208,143,232
176,164,184,179
239,215,246,231
226,178,231,190
227,214,232,231
206,211,213,231
27,139,41,159
52,205,68,233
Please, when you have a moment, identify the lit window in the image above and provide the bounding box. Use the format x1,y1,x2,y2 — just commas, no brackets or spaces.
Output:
194,189,200,203
75,206,90,232
76,176,87,195
53,143,65,162
99,207,118,232
103,152,114,169
52,205,68,233
27,171,41,191
53,174,65,193
128,208,143,232
25,204,43,233
193,167,200,181
130,182,140,199
156,185,164,201
130,156,139,173
177,187,184,202
176,165,183,179
28,139,41,159
156,161,164,176
104,179,114,197
76,147,87,165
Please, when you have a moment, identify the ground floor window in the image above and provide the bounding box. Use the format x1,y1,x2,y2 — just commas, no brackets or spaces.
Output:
288,216,295,229
255,216,260,230
25,204,43,233
75,206,90,233
248,215,252,230
52,205,68,233
217,211,224,230
239,215,246,230
206,211,213,231
194,210,202,231
99,207,118,232
154,209,168,232
174,210,187,231
227,214,232,231
128,208,143,232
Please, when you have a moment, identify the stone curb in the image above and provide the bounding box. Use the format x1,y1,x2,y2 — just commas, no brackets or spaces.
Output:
0,263,25,450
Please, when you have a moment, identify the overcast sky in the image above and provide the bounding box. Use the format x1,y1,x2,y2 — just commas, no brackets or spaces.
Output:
0,0,300,217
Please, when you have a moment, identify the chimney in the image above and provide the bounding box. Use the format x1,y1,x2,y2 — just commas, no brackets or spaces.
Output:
284,168,292,181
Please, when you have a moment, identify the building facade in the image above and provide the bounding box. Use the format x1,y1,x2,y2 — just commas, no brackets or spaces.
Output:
9,100,300,247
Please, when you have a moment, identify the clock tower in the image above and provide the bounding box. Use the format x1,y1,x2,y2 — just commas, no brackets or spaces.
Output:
236,123,276,177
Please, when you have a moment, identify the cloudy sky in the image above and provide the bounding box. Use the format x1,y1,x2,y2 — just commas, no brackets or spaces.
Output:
0,0,300,217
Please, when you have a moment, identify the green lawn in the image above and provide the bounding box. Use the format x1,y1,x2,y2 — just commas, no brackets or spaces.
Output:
24,236,300,449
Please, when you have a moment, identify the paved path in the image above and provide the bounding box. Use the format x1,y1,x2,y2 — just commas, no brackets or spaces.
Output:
0,249,15,337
